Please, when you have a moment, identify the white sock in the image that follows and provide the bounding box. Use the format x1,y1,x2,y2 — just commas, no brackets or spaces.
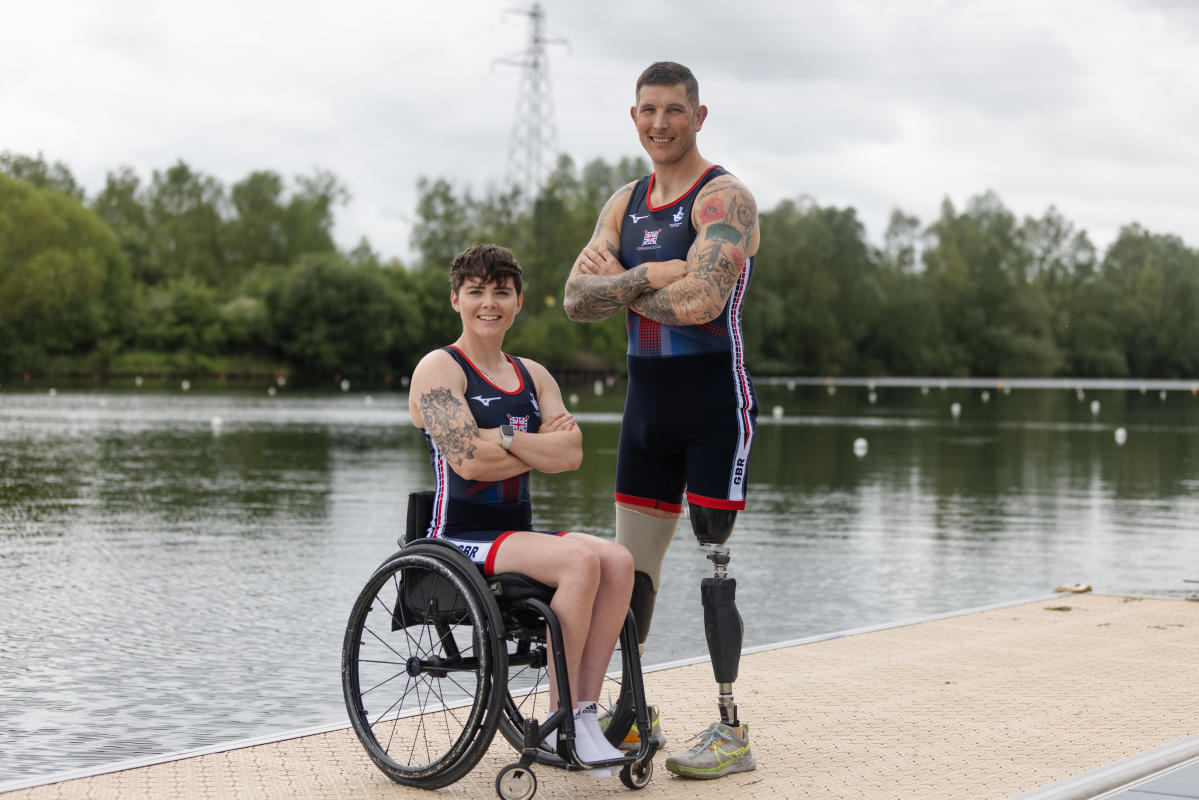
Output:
576,702,625,760
573,703,620,777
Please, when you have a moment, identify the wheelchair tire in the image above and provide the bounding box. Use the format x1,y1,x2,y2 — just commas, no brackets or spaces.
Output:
620,755,653,790
342,543,507,788
495,763,537,800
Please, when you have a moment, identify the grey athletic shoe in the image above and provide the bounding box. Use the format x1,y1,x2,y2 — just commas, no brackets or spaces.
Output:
664,722,756,779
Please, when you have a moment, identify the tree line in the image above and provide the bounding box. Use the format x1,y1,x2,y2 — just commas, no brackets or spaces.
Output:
3,149,1197,383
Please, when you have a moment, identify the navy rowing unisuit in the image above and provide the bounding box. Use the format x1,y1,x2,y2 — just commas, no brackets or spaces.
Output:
615,166,758,513
420,345,562,574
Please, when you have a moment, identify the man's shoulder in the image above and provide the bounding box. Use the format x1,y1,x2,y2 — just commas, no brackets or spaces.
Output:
699,167,754,199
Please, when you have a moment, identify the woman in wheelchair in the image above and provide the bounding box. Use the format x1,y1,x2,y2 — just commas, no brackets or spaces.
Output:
407,243,635,775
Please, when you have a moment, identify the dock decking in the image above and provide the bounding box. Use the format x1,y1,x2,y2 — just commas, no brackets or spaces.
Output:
4,593,1198,799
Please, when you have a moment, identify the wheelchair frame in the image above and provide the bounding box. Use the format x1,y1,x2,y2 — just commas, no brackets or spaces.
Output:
341,491,658,800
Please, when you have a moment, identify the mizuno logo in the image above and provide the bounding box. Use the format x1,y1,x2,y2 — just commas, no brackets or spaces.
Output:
628,213,650,223
470,395,501,406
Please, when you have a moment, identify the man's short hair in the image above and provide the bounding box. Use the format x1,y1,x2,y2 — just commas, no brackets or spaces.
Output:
450,243,523,295
635,61,700,109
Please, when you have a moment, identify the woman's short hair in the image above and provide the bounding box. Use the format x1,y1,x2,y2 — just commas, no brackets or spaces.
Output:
450,243,523,295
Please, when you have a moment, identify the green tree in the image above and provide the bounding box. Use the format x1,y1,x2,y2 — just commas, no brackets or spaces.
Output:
1102,225,1199,377
922,192,1061,376
0,174,132,373
93,166,154,284
145,160,228,287
264,253,421,381
0,151,85,200
749,198,878,375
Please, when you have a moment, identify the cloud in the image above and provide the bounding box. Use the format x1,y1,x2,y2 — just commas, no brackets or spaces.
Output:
2,0,1196,262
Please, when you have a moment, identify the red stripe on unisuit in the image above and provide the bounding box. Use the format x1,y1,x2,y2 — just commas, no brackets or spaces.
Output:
615,492,684,514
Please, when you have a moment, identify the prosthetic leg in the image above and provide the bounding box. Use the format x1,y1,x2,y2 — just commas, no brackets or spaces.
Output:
620,501,757,777
691,505,743,728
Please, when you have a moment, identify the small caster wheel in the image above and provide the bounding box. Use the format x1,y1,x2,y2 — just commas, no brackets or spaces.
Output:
496,763,537,800
620,757,653,790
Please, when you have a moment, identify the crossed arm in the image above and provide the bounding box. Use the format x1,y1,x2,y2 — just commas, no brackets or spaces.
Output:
409,351,581,482
562,175,759,326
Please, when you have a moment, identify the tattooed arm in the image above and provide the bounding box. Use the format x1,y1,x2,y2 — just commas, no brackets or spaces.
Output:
408,351,581,481
562,182,684,321
629,176,759,326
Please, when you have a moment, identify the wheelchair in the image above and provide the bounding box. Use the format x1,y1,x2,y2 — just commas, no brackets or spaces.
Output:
341,491,658,800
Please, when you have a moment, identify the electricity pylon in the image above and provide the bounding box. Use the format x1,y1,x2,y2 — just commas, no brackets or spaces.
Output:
496,4,568,204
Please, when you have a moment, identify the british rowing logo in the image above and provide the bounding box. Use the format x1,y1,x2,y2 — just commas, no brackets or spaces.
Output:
506,413,530,432
637,228,662,251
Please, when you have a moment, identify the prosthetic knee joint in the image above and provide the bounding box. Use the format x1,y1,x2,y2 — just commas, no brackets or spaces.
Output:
691,505,743,728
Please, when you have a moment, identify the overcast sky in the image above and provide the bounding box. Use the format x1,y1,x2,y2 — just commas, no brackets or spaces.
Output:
4,0,1196,263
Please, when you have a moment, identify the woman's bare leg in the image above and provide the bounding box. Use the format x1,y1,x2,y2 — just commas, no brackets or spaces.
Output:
490,532,601,706
568,534,635,702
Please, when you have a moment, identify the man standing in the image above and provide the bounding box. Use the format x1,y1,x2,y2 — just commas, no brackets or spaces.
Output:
563,61,759,779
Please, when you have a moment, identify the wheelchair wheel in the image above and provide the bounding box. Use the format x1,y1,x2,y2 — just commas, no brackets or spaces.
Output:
495,763,537,800
342,543,506,788
496,617,637,765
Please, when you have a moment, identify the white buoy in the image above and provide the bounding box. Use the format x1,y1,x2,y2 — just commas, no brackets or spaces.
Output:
1090,400,1100,415
276,375,287,387
401,376,410,388
951,402,962,419
1075,388,1085,400
772,405,784,419
593,379,603,396
364,395,374,405
1114,427,1128,445
135,376,144,387
868,391,878,405
568,393,579,406
981,390,990,403
827,385,836,396
1160,390,1168,401
853,438,868,457
340,379,351,392
940,381,948,391
921,385,930,396
211,416,223,433
181,380,190,391
787,381,796,391
48,388,57,397
267,386,277,396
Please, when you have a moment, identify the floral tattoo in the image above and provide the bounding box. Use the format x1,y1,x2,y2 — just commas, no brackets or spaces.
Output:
418,387,478,467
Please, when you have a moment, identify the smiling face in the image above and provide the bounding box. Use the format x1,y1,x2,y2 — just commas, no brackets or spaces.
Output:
631,82,707,168
451,276,522,338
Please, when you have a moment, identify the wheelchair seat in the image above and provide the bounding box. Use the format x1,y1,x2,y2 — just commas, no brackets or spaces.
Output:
403,488,556,603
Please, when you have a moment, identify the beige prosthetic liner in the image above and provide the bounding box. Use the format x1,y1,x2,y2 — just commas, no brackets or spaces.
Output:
615,504,679,648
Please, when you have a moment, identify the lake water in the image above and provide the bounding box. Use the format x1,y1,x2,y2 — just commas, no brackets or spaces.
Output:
2,379,1197,784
